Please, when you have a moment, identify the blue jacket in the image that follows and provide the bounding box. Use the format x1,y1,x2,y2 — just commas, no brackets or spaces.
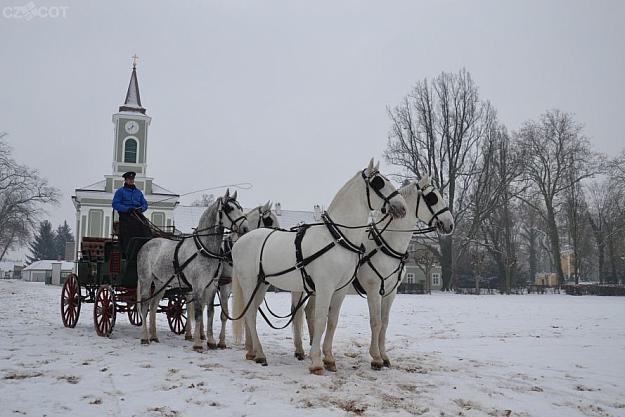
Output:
112,185,148,213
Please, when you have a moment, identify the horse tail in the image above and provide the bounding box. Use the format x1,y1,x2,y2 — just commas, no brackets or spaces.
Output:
231,274,244,345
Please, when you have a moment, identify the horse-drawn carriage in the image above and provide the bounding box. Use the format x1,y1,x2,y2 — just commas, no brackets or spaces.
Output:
60,234,188,337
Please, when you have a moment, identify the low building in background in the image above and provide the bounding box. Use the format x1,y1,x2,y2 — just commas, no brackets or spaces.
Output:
1,262,24,279
21,260,74,283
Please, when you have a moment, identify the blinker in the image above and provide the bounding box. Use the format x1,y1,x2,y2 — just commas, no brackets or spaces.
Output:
370,175,385,191
424,192,438,206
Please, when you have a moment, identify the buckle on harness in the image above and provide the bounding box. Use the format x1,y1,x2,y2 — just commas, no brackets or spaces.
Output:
296,261,305,270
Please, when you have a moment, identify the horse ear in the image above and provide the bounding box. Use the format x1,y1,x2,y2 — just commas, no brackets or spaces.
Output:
366,158,375,176
418,175,431,189
225,188,230,198
232,190,238,200
374,160,380,171
264,200,271,210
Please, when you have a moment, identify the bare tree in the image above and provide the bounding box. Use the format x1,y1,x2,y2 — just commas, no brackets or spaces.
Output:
516,110,602,285
385,68,494,290
0,134,59,262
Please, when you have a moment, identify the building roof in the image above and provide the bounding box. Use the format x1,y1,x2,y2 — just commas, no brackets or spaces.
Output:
23,260,74,271
173,205,318,233
119,64,145,114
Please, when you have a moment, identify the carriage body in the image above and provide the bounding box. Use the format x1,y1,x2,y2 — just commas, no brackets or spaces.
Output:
60,235,187,337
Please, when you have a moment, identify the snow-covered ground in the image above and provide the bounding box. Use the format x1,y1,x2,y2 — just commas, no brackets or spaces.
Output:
1,280,624,417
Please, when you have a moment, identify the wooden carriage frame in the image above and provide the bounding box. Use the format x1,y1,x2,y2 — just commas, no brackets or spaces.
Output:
60,231,188,337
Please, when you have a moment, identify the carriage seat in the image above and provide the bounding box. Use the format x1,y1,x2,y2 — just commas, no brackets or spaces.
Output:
81,237,108,262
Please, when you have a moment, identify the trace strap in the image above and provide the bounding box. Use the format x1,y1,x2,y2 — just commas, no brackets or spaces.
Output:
354,222,408,298
257,211,365,297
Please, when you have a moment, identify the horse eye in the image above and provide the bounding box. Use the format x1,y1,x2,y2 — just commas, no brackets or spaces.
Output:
424,192,438,206
370,176,384,191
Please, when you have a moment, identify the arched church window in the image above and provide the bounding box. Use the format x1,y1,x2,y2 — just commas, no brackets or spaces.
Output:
124,138,138,163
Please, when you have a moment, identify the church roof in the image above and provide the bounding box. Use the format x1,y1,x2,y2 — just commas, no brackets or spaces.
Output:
119,64,146,114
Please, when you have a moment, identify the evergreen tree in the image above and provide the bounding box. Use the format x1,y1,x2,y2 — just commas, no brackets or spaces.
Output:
27,220,57,263
54,221,74,260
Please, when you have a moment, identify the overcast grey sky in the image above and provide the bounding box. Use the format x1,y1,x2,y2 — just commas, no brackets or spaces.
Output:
1,0,624,238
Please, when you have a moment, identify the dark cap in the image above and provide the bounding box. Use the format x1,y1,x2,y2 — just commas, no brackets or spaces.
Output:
122,171,136,179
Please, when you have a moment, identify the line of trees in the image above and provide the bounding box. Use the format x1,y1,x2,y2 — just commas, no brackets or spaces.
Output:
0,133,59,263
27,220,74,263
386,69,625,292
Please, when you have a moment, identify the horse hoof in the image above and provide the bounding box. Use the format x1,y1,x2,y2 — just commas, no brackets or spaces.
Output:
255,357,268,366
309,366,325,376
200,335,206,341
149,337,159,343
184,335,193,341
294,352,305,361
383,359,391,368
323,360,337,372
218,343,227,349
245,353,256,360
371,361,383,371
207,342,218,350
193,346,203,353
140,339,149,345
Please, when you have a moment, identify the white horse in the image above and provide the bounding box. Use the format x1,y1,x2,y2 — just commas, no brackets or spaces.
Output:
137,189,249,351
295,176,454,370
231,159,407,374
185,202,280,349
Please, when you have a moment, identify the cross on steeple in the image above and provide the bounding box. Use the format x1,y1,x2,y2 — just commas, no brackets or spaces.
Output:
119,56,145,114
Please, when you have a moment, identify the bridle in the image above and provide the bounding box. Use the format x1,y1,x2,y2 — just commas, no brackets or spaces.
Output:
361,169,400,214
416,183,450,227
218,197,247,233
256,207,275,229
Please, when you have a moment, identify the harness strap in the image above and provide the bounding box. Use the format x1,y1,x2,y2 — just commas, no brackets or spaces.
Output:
173,238,195,289
322,212,365,255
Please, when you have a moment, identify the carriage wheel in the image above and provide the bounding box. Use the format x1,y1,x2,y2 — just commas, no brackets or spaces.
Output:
61,274,81,328
127,302,142,326
166,292,187,335
94,285,117,337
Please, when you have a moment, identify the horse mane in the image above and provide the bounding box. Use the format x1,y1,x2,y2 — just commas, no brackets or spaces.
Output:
327,171,361,213
399,181,418,199
198,197,223,233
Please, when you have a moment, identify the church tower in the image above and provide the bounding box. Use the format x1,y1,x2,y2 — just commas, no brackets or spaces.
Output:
71,57,179,259
111,56,150,177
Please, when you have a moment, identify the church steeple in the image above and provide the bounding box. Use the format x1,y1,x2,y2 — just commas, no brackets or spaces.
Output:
119,55,146,114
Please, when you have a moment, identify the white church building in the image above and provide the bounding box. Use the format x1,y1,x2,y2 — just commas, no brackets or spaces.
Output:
71,61,179,258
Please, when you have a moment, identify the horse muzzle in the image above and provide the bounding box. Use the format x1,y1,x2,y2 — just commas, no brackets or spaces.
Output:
387,202,406,219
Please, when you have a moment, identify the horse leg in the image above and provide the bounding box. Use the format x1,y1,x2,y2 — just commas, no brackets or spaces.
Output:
322,288,347,372
309,290,332,375
366,290,384,370
304,294,316,346
291,291,306,360
148,291,161,343
217,284,231,349
205,288,217,349
199,287,207,340
184,295,194,341
243,285,268,365
192,290,205,352
138,281,150,344
379,290,397,368
244,321,254,360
